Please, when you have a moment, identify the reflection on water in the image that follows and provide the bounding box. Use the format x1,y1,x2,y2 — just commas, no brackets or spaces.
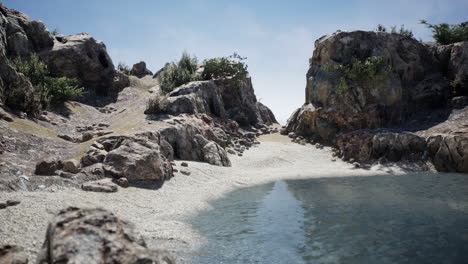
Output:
189,173,468,263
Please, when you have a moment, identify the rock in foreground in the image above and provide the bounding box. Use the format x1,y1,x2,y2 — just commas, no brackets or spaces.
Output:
36,207,175,264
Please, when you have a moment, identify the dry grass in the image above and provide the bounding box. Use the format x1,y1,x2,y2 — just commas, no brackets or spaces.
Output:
10,118,58,139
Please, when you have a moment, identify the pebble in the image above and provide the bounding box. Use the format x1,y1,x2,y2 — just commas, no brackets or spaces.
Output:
180,170,191,176
181,162,188,167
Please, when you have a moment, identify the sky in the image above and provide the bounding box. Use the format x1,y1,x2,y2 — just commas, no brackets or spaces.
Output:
3,0,468,123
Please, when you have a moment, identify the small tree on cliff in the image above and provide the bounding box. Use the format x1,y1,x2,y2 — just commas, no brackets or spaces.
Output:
420,20,468,45
201,53,249,86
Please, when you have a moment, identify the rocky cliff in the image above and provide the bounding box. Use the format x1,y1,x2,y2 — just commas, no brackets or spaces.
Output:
285,30,468,173
147,78,277,126
0,3,121,115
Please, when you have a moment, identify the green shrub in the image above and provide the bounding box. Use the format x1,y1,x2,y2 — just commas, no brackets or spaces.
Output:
51,27,60,36
376,24,387,32
117,62,131,75
420,20,468,45
13,54,83,107
390,25,414,38
201,53,248,86
158,52,200,94
145,96,166,115
327,56,390,96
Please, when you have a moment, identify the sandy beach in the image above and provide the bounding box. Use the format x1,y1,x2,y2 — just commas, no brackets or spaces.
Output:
0,133,413,263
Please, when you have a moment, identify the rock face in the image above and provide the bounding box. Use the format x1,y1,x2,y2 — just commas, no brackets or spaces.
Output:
287,31,448,137
148,78,277,126
131,61,153,78
36,207,174,264
0,3,45,114
0,3,118,113
286,30,468,172
40,33,116,96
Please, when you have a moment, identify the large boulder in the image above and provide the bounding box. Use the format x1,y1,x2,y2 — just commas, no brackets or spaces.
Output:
286,31,450,140
148,78,277,126
36,207,174,264
102,136,173,183
131,61,153,78
427,135,468,173
1,3,54,58
40,33,115,96
159,123,231,166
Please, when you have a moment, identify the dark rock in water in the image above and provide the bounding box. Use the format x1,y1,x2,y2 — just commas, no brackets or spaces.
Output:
81,178,118,193
0,244,28,264
35,159,62,175
40,33,115,96
36,207,175,264
131,61,153,78
427,135,468,173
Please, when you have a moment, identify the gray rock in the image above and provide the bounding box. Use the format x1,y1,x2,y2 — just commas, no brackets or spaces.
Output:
62,159,80,173
102,138,173,183
81,178,118,193
35,159,62,175
82,132,94,142
116,177,129,188
0,244,28,264
131,61,153,78
40,33,115,96
36,207,175,264
181,162,188,167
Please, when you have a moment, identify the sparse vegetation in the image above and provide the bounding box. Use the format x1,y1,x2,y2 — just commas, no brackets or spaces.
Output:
391,25,413,38
145,96,166,115
376,24,413,38
51,27,60,36
157,52,200,94
420,20,468,45
13,54,83,108
327,56,390,96
201,53,249,85
117,62,131,75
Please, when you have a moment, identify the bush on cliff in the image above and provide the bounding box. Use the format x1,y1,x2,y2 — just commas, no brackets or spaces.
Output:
201,53,249,85
375,24,413,38
13,54,83,107
327,56,390,96
117,62,131,75
158,52,200,94
420,20,468,45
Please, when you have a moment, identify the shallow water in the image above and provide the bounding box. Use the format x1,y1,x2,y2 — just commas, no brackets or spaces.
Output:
189,172,468,263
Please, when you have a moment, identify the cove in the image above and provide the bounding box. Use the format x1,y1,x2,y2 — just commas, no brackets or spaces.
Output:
189,172,468,263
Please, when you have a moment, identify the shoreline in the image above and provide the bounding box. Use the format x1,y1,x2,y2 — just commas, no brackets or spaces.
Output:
0,133,425,263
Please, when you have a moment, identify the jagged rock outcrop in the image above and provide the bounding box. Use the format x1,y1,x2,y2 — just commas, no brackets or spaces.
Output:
0,3,43,114
286,30,468,172
40,33,115,96
131,61,153,78
80,121,231,183
159,123,231,166
1,4,54,58
0,3,118,114
36,207,174,264
286,30,450,138
148,78,277,126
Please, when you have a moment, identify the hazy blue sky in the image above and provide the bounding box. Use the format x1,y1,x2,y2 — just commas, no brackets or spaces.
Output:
3,0,467,123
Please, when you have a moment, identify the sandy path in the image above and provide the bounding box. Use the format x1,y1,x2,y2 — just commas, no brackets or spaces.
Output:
0,134,403,263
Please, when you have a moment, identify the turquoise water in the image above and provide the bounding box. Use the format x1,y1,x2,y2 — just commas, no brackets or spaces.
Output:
189,173,468,263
